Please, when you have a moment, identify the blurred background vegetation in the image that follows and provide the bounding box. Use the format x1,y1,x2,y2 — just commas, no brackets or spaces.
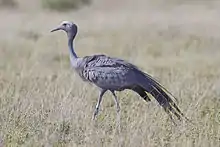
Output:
0,0,92,10
42,0,91,11
0,0,17,8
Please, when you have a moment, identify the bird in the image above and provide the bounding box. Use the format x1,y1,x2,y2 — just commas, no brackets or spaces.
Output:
50,21,189,123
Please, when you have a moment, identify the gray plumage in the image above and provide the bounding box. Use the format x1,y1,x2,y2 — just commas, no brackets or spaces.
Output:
51,21,189,123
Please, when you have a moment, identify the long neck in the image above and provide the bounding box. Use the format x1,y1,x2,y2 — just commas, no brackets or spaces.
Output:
68,36,78,59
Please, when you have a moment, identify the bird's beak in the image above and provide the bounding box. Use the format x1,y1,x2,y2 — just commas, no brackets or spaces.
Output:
50,26,62,32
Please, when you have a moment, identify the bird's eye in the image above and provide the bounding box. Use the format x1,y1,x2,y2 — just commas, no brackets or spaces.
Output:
63,23,67,27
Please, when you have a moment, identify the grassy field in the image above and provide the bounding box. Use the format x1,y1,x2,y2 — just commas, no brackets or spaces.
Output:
0,0,220,146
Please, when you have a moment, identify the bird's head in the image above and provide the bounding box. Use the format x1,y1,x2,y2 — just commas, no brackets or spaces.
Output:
51,21,78,39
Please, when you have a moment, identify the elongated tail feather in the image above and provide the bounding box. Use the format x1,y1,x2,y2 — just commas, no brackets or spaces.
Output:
139,73,189,122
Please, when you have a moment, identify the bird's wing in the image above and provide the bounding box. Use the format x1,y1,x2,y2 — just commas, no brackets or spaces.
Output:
81,55,178,100
83,55,176,94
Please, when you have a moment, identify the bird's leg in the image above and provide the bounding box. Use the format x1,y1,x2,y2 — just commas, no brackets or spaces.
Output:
93,89,107,120
111,90,121,134
110,91,120,113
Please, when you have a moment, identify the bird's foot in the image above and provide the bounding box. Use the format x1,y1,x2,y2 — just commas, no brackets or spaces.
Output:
92,108,99,120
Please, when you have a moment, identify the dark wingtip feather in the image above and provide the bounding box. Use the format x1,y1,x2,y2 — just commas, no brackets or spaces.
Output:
151,84,190,123
138,72,189,123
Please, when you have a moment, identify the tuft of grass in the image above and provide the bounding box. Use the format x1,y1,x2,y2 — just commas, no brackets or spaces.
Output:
41,0,91,11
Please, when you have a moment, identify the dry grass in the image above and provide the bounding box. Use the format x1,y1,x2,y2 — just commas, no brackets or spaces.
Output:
0,0,220,146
